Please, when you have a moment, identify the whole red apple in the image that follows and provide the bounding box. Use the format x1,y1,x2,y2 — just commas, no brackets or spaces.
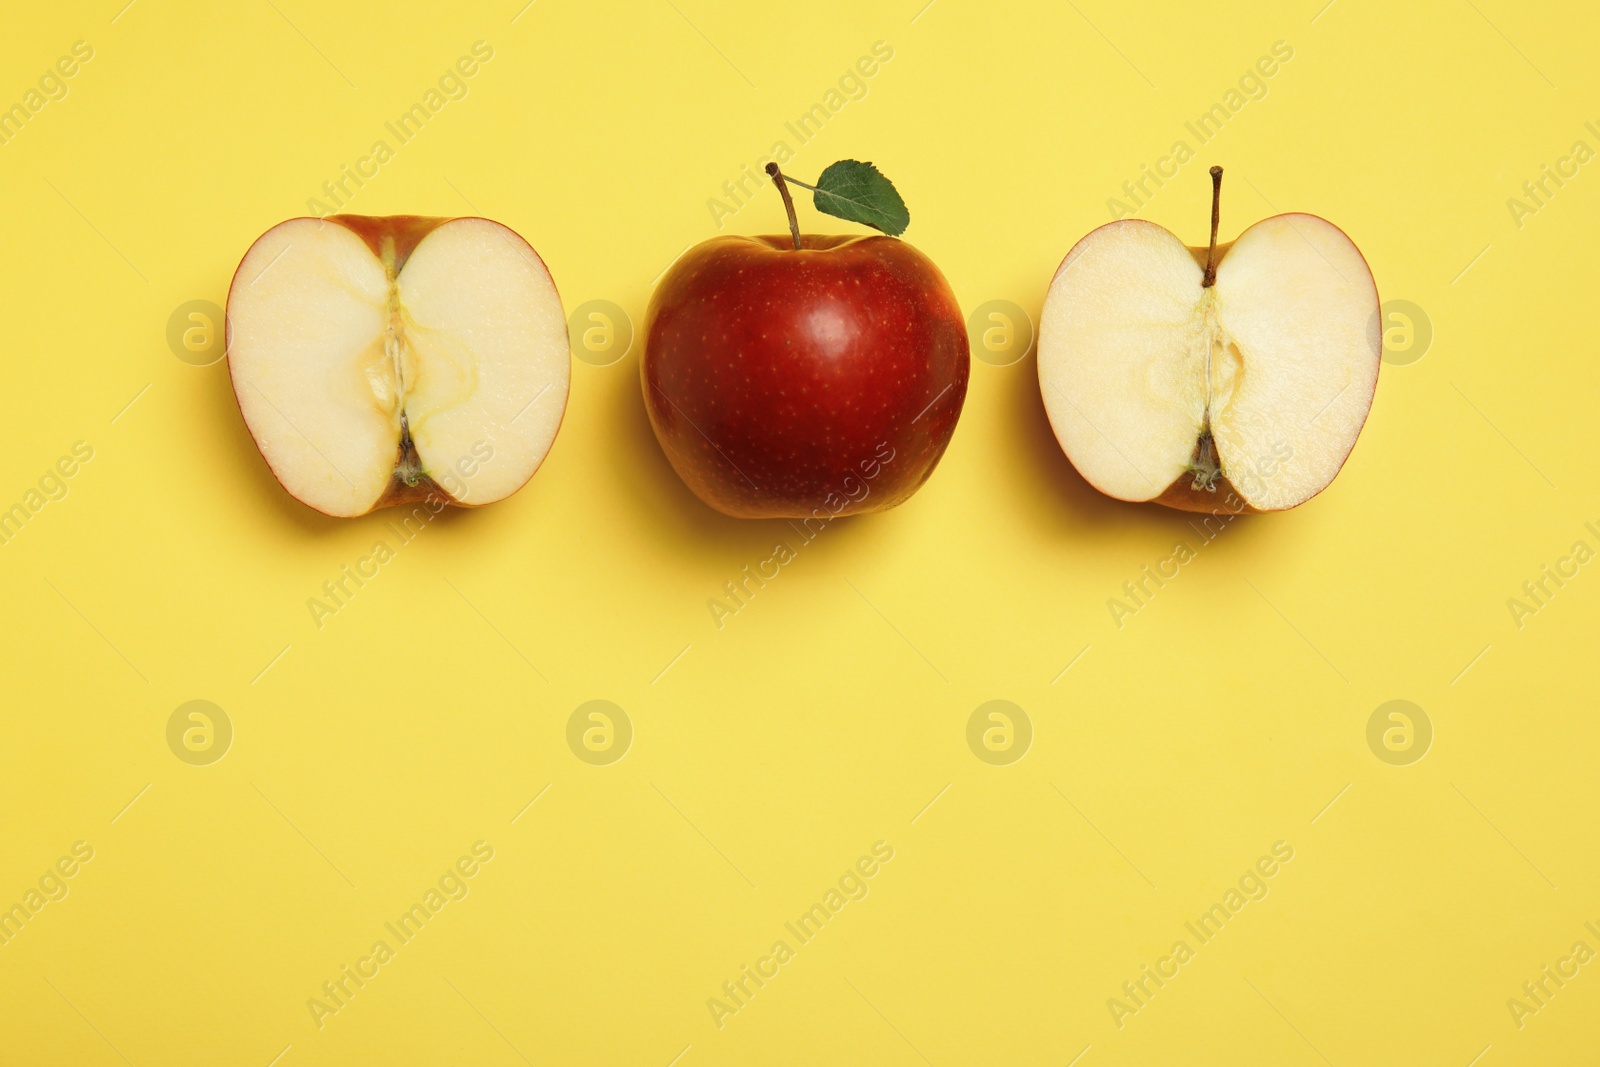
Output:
642,229,969,519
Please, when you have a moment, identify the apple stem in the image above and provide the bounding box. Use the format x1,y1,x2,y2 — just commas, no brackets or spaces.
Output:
1202,166,1223,288
765,163,803,251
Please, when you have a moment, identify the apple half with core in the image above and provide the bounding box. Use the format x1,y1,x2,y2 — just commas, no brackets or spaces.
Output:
642,160,968,519
1038,168,1379,512
226,214,570,517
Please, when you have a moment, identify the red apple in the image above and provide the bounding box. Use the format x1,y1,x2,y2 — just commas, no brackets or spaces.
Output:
642,227,969,519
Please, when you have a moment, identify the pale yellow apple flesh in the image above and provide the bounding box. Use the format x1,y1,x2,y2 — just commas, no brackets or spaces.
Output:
1038,210,1379,512
226,215,570,518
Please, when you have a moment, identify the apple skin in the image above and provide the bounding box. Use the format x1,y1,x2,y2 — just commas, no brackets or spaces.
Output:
1152,472,1260,515
327,213,449,271
642,233,969,519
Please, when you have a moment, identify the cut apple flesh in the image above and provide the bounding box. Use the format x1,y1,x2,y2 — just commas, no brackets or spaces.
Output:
227,215,569,517
1038,214,1379,511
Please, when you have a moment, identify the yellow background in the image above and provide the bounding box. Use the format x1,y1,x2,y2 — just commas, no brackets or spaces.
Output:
2,0,1597,1063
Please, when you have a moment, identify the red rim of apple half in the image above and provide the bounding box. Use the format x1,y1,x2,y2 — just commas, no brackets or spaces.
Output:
225,213,571,518
1037,167,1381,514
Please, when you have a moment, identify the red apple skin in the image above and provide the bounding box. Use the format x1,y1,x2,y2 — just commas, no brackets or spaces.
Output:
642,234,969,519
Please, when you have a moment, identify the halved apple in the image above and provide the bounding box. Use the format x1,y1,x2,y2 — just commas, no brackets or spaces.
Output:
226,215,569,517
1038,169,1379,512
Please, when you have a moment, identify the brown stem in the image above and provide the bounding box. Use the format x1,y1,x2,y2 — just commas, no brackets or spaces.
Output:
765,162,802,251
1202,165,1223,288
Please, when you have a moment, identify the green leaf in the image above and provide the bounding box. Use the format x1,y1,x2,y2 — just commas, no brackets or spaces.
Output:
811,160,910,237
